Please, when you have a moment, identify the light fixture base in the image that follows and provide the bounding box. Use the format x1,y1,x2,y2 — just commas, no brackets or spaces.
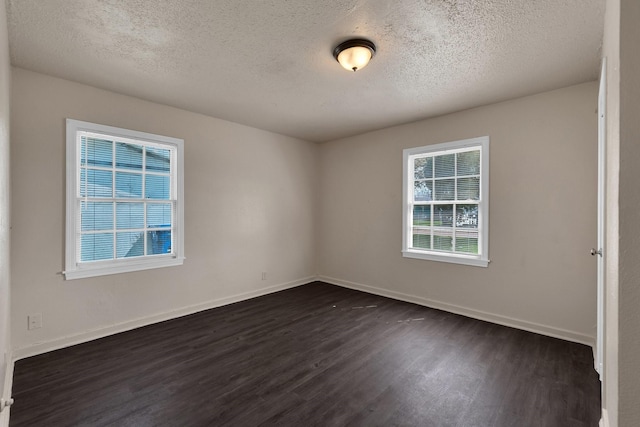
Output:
333,39,376,72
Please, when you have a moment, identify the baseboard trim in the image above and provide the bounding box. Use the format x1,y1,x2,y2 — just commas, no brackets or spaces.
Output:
319,275,594,347
13,277,315,361
0,353,14,427
599,408,609,427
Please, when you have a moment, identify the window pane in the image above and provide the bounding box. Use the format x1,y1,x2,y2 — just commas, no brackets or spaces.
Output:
414,157,433,179
145,175,170,200
116,142,143,171
116,202,144,229
147,204,172,228
81,169,113,198
413,205,432,226
146,147,171,173
456,150,480,176
455,229,479,254
414,180,432,201
115,172,143,198
81,233,113,261
433,229,453,251
457,177,480,201
147,230,172,255
434,154,455,178
412,229,431,249
403,138,487,264
434,205,453,227
456,204,479,228
81,202,113,231
116,232,144,258
82,137,112,168
434,179,455,201
69,121,184,278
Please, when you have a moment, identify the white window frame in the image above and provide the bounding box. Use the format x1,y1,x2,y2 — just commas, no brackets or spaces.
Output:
402,136,489,267
65,119,185,279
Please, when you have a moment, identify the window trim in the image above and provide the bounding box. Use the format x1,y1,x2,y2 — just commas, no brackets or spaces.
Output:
402,136,489,267
65,119,185,280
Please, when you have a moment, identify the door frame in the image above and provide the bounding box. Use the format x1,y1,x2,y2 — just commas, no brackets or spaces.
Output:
595,57,606,378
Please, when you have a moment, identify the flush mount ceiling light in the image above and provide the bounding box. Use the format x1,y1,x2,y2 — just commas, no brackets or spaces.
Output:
333,39,376,72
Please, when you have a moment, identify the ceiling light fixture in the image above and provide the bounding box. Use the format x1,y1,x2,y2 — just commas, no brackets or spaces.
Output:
333,39,376,72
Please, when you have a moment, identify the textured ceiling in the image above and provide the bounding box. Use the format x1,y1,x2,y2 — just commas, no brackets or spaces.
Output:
6,0,605,142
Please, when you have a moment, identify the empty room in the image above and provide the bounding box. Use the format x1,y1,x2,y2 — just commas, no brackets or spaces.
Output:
0,0,639,426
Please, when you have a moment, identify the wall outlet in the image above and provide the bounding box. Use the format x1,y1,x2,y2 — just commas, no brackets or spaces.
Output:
261,272,267,280
28,313,42,330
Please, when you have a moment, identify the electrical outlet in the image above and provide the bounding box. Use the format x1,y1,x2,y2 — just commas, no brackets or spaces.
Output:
28,313,42,330
261,272,267,280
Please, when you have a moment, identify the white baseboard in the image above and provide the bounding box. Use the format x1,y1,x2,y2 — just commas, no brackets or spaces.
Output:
599,408,609,427
0,354,14,427
13,277,315,361
319,275,595,347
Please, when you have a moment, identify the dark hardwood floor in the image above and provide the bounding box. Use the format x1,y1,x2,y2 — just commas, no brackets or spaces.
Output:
10,282,601,426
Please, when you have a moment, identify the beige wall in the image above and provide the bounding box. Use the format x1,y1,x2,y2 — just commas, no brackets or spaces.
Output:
618,0,640,424
10,68,318,356
318,82,598,343
0,0,11,413
602,0,640,424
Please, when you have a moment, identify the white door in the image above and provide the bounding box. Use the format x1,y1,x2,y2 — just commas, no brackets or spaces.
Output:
594,58,606,378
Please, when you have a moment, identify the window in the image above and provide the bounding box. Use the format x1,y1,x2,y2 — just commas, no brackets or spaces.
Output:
402,136,489,267
65,119,184,279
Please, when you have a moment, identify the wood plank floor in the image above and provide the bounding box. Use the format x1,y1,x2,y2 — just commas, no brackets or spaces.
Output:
10,282,601,426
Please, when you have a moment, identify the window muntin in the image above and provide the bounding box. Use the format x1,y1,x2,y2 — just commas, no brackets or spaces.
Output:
403,137,489,267
65,120,184,279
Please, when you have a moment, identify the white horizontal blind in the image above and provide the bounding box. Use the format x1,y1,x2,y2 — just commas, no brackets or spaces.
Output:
410,146,482,255
77,132,176,264
403,136,489,267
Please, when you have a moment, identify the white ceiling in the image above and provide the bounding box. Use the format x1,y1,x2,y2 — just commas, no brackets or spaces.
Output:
6,0,605,142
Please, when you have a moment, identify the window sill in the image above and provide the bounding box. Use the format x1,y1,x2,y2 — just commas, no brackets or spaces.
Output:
402,250,489,267
64,256,185,280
